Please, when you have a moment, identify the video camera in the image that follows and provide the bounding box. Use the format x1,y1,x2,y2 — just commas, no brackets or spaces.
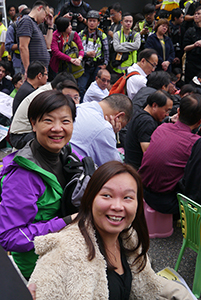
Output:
99,9,111,34
69,12,80,30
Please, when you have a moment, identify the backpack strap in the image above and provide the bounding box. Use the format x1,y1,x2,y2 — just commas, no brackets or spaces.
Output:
126,71,140,81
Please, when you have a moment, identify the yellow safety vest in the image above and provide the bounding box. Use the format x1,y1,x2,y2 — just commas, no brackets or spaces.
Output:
112,29,138,74
0,23,8,58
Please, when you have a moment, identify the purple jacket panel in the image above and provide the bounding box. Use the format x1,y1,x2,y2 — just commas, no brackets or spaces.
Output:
0,153,66,252
49,30,84,73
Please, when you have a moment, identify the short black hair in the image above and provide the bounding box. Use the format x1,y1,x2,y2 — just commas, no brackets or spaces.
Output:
27,61,46,79
56,80,79,93
180,84,197,96
21,8,31,16
172,67,182,76
169,72,178,82
147,90,172,107
171,8,183,20
51,72,76,88
143,4,155,15
12,72,22,86
28,90,76,123
138,48,158,61
147,71,170,89
179,93,201,125
0,61,7,71
55,17,70,32
7,5,17,13
0,11,2,22
195,5,201,13
32,0,48,9
122,12,133,20
111,2,122,13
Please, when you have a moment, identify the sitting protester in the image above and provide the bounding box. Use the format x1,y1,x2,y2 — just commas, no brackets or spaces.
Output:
0,90,80,280
10,72,23,98
28,161,194,300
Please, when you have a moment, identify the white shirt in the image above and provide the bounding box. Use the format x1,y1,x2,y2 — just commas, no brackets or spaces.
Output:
83,81,109,103
126,63,147,100
0,30,6,43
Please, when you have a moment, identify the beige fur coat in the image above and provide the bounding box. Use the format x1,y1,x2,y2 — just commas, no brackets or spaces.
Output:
29,221,193,300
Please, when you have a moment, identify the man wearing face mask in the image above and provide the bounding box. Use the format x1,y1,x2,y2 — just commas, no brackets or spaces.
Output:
57,0,92,33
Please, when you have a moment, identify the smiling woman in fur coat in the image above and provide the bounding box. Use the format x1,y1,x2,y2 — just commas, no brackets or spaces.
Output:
28,161,193,300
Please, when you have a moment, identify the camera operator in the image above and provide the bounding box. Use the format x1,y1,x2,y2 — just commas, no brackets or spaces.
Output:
78,10,109,101
57,0,92,33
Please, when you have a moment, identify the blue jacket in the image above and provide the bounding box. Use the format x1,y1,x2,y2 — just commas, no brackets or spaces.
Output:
145,33,175,72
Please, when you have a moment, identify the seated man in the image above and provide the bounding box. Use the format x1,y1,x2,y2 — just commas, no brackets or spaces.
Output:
0,61,14,95
83,69,110,103
9,72,77,149
132,70,170,110
70,94,133,166
13,61,48,115
139,93,201,215
180,138,201,204
125,90,173,170
126,48,158,100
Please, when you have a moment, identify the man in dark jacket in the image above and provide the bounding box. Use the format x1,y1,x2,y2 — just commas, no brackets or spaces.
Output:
57,0,92,32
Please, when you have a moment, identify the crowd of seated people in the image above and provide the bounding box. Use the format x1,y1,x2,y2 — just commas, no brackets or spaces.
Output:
1,0,201,298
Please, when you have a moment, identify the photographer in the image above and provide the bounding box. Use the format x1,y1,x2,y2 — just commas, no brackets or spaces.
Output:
78,10,109,101
57,0,92,33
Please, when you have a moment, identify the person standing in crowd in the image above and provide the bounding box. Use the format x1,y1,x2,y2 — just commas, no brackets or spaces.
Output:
183,6,201,83
107,2,122,44
168,8,185,70
0,12,8,61
78,10,109,101
7,5,17,25
17,0,54,78
134,4,156,52
145,18,175,72
5,8,31,75
57,0,92,33
111,12,140,75
49,17,84,80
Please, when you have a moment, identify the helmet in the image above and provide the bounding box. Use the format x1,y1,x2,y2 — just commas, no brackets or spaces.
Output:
86,10,100,20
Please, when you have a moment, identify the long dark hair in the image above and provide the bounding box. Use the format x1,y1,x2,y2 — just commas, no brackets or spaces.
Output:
74,161,149,272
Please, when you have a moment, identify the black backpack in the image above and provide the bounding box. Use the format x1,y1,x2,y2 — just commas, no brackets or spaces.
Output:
61,149,96,216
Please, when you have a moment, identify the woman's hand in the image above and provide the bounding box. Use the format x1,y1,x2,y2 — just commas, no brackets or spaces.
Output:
70,58,82,66
161,61,170,71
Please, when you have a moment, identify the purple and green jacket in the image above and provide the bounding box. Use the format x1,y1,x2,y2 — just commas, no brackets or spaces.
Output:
0,142,82,278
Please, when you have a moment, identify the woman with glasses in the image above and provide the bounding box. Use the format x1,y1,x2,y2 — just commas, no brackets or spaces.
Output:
145,18,175,72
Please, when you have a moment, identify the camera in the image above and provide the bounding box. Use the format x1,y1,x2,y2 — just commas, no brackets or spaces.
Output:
99,9,111,34
84,57,95,68
69,12,80,30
